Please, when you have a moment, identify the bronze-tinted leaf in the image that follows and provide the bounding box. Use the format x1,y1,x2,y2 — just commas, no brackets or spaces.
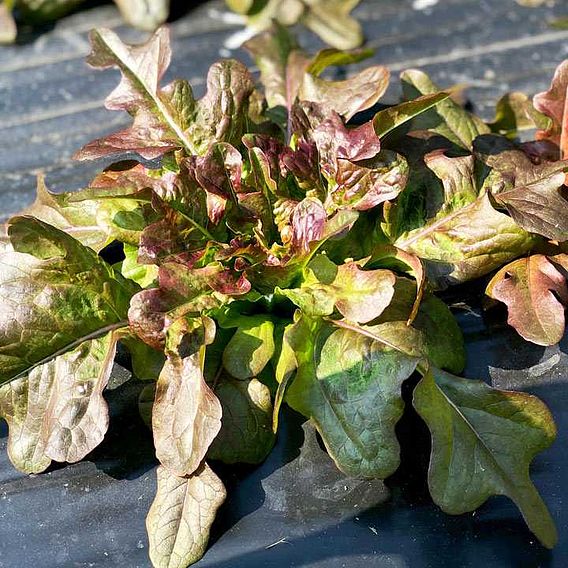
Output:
75,28,257,160
186,59,256,155
395,193,535,288
152,352,222,476
75,27,195,160
128,260,249,350
300,65,389,121
486,254,568,346
244,24,309,109
533,59,568,158
1,216,135,384
0,333,117,473
365,245,425,324
475,135,568,241
147,463,226,568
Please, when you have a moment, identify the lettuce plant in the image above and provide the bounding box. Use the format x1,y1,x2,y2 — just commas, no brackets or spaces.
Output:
1,25,567,568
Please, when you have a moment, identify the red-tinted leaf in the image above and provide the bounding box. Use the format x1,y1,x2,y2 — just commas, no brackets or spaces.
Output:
291,197,326,252
332,150,408,211
533,60,568,159
486,254,568,346
128,261,250,348
75,28,195,160
186,143,242,223
313,112,381,167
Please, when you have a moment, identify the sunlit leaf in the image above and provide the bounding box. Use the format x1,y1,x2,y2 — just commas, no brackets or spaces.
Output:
147,463,226,568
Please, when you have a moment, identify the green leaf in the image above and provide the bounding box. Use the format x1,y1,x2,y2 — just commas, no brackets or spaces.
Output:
225,0,265,13
395,193,535,287
401,69,490,149
207,375,275,464
120,243,158,287
488,92,537,137
307,47,373,76
423,151,479,211
0,3,17,44
279,257,396,323
416,296,466,374
138,383,155,429
222,315,276,380
332,318,425,358
0,333,117,473
15,175,111,251
147,463,226,568
286,316,418,478
413,367,558,549
376,277,466,373
121,333,165,381
272,320,299,432
300,0,363,50
373,93,450,139
240,0,363,50
0,216,135,384
114,0,168,31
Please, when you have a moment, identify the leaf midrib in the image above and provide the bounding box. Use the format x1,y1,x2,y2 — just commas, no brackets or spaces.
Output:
7,321,128,384
436,379,522,502
395,196,480,250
